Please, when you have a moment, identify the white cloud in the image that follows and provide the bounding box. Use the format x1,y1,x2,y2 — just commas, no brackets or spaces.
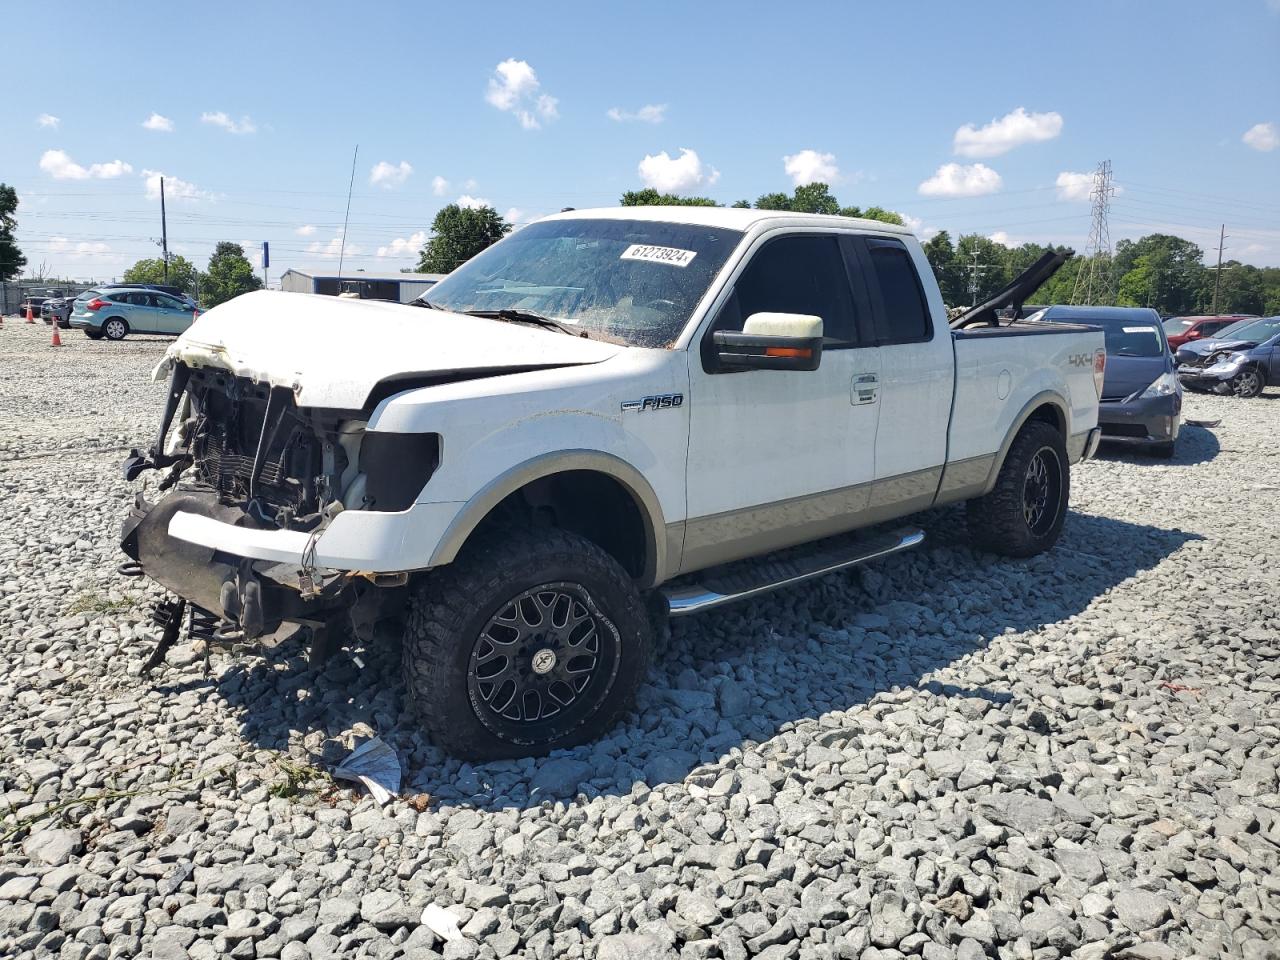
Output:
39,149,133,180
637,147,720,194
782,149,840,187
377,231,427,258
431,175,449,196
142,112,174,132
200,111,257,135
308,234,362,260
370,160,413,189
142,169,213,202
901,214,938,242
456,194,492,209
918,162,1002,197
48,236,112,258
504,207,524,225
1243,121,1278,152
485,59,559,129
295,224,317,237
953,108,1063,158
37,114,60,129
607,104,667,124
988,231,1016,248
1055,170,1125,202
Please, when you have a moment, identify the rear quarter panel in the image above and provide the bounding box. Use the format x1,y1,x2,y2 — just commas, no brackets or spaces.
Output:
949,325,1103,468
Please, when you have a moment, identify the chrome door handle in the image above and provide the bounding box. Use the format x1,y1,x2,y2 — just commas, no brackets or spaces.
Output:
851,373,879,405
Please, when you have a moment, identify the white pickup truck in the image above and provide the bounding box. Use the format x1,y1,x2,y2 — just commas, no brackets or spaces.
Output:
120,207,1104,758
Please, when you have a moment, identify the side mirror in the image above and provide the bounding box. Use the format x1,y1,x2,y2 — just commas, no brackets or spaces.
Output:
713,312,823,371
1187,330,1201,339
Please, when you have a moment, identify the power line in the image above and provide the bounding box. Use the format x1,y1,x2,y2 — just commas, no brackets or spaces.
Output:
1211,224,1228,314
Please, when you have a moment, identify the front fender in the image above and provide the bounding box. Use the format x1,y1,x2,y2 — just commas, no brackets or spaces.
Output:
426,449,670,587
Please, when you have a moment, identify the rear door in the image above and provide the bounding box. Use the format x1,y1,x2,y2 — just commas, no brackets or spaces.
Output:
683,230,881,570
849,236,955,516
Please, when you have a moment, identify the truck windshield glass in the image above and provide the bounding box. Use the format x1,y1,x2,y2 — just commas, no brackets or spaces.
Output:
421,218,743,348
1162,317,1193,333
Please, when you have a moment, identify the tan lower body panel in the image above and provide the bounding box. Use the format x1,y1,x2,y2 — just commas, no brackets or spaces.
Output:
679,466,943,575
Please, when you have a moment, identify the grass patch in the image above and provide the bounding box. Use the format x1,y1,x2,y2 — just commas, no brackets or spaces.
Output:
67,590,137,616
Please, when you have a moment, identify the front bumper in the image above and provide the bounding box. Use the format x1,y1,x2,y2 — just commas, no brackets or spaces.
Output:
1096,393,1180,445
1178,361,1246,391
120,489,355,635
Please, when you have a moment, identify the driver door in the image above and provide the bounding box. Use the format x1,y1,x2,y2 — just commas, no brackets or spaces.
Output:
682,231,881,572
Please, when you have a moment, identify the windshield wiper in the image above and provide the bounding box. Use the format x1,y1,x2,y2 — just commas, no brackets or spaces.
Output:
463,308,589,339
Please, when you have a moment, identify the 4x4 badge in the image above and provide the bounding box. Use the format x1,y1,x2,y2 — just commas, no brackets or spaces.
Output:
622,393,684,412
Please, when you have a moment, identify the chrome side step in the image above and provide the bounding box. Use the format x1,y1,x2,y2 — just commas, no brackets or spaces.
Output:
661,527,925,617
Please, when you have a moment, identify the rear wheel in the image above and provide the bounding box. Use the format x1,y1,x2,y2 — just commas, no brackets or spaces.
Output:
402,528,651,760
967,420,1069,558
84,330,104,340
103,318,129,341
1231,367,1265,398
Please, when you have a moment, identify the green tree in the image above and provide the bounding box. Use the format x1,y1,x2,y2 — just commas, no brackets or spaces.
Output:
921,231,964,306
418,204,511,273
730,199,752,209
789,183,840,215
201,242,263,307
754,191,792,211
0,183,26,281
1113,234,1205,315
619,188,719,207
859,206,905,226
123,255,200,295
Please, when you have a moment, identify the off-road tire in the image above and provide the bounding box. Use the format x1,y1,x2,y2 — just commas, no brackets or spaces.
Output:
967,420,1069,558
403,528,651,760
1150,441,1176,459
103,318,129,341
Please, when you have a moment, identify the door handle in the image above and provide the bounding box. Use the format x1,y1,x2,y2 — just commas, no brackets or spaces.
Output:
851,373,878,405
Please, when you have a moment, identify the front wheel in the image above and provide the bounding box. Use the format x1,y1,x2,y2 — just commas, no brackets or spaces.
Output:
403,528,651,760
967,420,1069,558
1231,367,1265,398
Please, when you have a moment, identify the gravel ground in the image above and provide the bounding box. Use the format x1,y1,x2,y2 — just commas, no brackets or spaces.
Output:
1,318,1278,960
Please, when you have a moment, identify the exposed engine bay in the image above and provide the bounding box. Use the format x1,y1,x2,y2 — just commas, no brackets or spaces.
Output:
119,361,433,660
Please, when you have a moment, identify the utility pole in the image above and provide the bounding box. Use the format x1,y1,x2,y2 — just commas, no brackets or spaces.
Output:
160,177,169,283
966,249,989,306
1211,224,1227,315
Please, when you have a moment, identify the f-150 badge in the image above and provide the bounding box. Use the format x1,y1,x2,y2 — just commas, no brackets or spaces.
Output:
622,394,683,412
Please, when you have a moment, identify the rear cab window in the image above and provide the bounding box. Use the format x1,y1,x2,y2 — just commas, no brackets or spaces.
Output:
856,237,932,345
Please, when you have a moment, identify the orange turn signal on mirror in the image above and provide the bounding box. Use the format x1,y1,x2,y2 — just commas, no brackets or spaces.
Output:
765,346,812,358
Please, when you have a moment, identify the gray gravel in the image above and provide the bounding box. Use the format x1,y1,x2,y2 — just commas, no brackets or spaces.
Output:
2,320,1278,960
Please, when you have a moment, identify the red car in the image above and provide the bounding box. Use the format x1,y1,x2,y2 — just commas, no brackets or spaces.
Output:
1163,314,1256,351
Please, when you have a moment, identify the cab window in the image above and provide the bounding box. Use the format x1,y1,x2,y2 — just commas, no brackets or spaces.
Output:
712,234,859,346
862,237,932,345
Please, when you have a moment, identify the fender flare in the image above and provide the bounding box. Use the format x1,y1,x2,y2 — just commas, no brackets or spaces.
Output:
981,390,1069,495
427,449,669,587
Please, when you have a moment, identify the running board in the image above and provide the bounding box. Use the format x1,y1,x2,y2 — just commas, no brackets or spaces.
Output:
661,527,925,617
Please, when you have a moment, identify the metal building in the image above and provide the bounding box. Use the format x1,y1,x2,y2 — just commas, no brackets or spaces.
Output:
279,269,445,304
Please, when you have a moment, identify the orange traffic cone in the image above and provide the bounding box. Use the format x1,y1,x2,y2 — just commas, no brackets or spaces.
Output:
25,304,35,323
50,321,63,347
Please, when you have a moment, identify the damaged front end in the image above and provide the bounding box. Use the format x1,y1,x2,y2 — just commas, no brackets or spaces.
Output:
120,361,427,665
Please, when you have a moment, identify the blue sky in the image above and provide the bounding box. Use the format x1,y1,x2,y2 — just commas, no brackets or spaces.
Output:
8,0,1280,282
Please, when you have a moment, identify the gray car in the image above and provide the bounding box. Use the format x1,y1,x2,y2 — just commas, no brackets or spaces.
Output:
70,289,199,340
1035,305,1181,458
